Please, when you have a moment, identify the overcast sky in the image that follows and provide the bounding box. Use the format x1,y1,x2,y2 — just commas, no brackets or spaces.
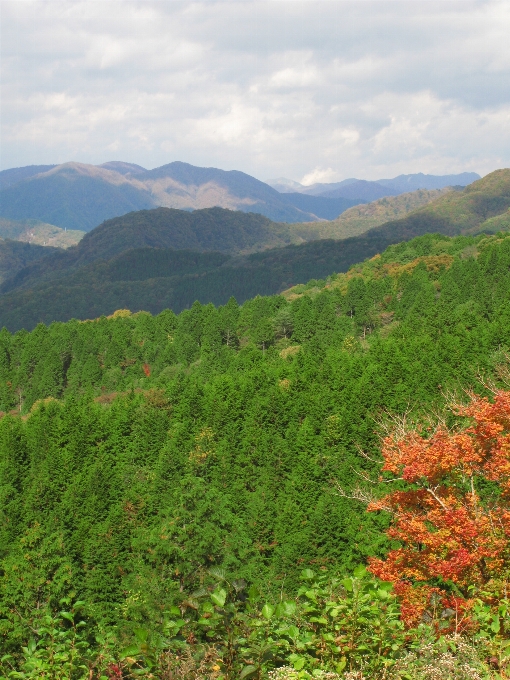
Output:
1,1,509,183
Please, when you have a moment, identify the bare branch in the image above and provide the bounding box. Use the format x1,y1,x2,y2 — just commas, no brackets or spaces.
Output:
354,443,383,465
352,466,402,485
331,481,393,511
426,486,448,511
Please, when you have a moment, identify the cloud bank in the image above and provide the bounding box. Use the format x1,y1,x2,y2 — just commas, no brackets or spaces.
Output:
1,0,509,182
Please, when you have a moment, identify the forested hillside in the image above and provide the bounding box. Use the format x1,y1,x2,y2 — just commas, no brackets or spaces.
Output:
0,240,60,285
2,231,510,677
303,187,452,240
0,217,84,249
2,170,510,332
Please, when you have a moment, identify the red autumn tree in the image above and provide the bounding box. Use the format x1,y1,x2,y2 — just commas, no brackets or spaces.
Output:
368,390,510,627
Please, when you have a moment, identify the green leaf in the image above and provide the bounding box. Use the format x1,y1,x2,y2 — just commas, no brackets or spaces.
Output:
248,585,260,602
336,660,347,673
300,569,315,580
342,578,353,592
59,611,74,622
120,644,140,658
353,565,367,579
261,603,275,620
239,665,258,679
379,581,393,592
287,625,299,639
211,588,227,607
293,656,306,670
208,566,226,581
133,628,149,644
283,600,297,616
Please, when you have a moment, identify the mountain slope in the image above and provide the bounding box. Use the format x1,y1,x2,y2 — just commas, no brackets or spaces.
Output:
0,161,317,229
0,240,60,285
387,168,510,236
0,207,318,297
0,217,84,248
0,163,156,231
0,164,57,190
304,188,453,240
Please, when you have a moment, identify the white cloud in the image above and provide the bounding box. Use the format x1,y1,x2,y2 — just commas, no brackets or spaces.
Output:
0,1,509,180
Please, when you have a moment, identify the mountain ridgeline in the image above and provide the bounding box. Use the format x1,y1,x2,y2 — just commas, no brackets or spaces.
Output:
0,169,509,332
0,161,481,231
0,161,323,228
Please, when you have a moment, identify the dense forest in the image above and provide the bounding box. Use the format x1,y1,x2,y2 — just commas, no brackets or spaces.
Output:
3,231,510,677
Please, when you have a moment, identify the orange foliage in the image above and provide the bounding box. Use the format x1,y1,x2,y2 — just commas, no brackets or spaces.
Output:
368,390,510,627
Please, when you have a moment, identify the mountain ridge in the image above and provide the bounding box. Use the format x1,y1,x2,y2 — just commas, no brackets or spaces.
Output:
267,171,480,197
0,161,317,228
1,170,509,331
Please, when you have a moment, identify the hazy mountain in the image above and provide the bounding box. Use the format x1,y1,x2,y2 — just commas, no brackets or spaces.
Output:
265,177,307,193
0,217,85,248
266,177,359,195
98,161,147,175
0,161,317,230
267,172,481,199
0,164,57,190
0,163,156,231
1,161,477,233
318,180,400,201
377,171,480,193
278,193,361,220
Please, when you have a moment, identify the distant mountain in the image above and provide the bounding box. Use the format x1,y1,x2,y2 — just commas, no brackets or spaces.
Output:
279,193,361,220
0,163,156,231
98,161,147,175
318,180,400,202
377,171,481,193
0,164,57,190
0,217,84,249
265,177,307,193
267,172,481,199
1,170,508,332
1,162,477,233
0,161,318,229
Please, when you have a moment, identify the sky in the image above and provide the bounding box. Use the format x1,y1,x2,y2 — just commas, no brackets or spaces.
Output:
1,0,509,184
